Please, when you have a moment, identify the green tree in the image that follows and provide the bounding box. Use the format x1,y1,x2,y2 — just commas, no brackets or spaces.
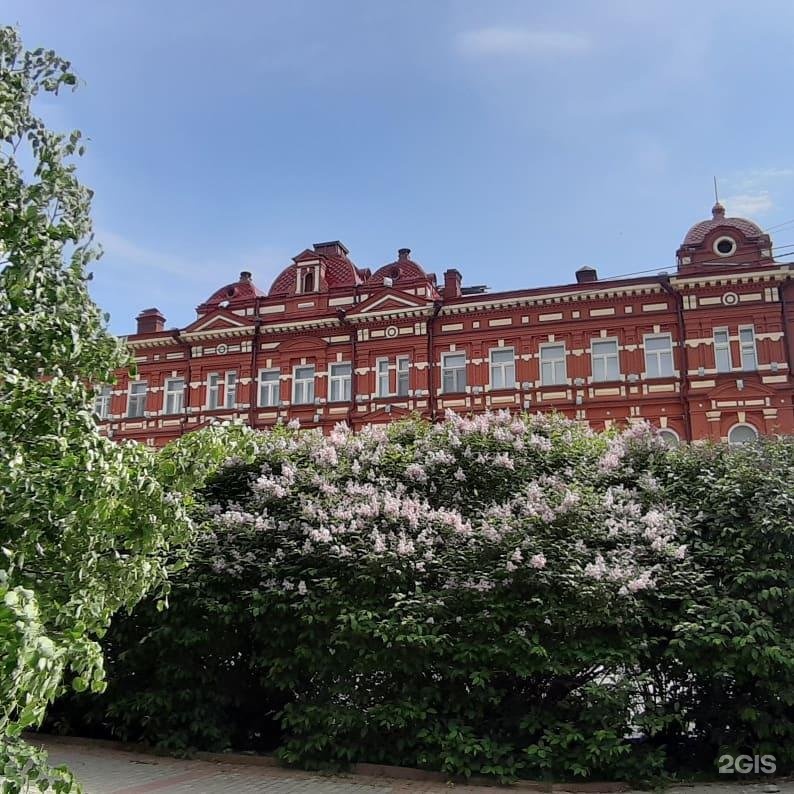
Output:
0,26,259,792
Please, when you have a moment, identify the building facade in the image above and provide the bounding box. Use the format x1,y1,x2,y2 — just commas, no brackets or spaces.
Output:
97,203,794,446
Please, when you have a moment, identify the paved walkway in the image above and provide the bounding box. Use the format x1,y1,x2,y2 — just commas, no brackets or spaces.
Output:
25,737,794,794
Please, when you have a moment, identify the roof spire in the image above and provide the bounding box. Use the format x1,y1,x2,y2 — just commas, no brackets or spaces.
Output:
711,177,725,218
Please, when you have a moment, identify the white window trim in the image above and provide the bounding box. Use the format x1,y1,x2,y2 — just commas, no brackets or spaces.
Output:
164,377,185,415
94,385,112,420
738,325,758,371
206,372,221,410
396,356,410,397
538,342,567,387
441,351,467,394
590,338,620,383
643,333,675,379
713,235,737,257
713,328,732,373
727,423,759,446
328,362,352,403
292,364,316,405
489,346,516,390
126,380,147,418
376,357,390,398
224,371,237,409
258,368,281,408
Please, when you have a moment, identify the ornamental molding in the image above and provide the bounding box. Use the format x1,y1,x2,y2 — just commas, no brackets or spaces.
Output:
124,335,180,349
440,283,665,316
181,326,255,341
670,267,792,289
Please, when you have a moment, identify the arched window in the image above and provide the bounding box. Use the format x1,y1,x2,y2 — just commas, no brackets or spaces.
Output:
302,270,315,293
658,428,680,448
728,423,758,446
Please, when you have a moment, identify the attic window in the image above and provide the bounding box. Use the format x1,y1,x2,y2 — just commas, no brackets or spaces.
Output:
226,287,236,297
713,236,737,257
302,270,315,293
390,267,400,280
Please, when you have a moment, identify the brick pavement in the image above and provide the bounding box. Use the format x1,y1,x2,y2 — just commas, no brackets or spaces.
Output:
22,737,794,794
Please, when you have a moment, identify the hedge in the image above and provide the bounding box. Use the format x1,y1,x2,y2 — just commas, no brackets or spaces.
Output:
44,413,794,782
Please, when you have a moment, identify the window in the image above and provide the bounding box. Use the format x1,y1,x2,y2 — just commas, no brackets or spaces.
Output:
489,347,515,389
302,270,314,293
164,377,185,415
658,428,680,448
258,369,280,407
739,326,757,371
713,329,732,373
396,356,410,397
224,371,237,408
441,352,467,393
591,339,620,382
127,381,147,418
376,359,390,397
93,385,112,419
713,236,737,257
207,373,221,409
540,344,566,386
644,334,674,378
728,424,758,446
293,365,315,405
329,362,352,402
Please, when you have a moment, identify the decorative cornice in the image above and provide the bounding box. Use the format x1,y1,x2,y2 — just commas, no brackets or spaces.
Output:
181,326,255,341
440,282,664,316
124,335,180,349
347,305,435,323
670,267,792,289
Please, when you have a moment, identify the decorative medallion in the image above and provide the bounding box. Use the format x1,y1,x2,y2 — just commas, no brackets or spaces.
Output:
722,292,739,307
385,325,399,338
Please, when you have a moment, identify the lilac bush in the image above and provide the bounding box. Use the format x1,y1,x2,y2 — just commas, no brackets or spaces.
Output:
47,415,794,781
169,411,696,780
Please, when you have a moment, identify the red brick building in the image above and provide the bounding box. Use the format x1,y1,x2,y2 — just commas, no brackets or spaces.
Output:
96,203,794,446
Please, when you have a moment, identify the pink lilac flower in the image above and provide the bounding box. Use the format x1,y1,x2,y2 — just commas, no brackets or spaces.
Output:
530,553,546,570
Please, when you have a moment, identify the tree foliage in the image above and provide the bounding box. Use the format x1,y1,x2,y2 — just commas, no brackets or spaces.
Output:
54,414,794,783
0,27,260,792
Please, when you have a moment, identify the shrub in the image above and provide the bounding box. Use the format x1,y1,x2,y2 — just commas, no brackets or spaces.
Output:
51,413,727,782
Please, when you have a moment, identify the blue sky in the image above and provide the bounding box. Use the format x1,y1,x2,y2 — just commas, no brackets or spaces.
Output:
7,1,794,333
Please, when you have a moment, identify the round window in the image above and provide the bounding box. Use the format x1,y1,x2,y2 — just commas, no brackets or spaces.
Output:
728,424,758,446
658,429,680,448
713,236,736,257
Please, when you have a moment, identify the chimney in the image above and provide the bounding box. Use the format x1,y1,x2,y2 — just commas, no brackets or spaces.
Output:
443,268,462,299
136,308,166,335
239,270,252,282
398,248,411,261
576,266,598,284
313,240,349,257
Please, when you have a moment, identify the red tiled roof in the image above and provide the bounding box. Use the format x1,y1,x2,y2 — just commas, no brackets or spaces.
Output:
367,258,428,285
268,254,365,296
198,277,266,311
682,204,765,246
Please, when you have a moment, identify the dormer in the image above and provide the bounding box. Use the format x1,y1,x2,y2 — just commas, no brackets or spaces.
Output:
268,240,364,297
293,249,324,294
676,202,773,275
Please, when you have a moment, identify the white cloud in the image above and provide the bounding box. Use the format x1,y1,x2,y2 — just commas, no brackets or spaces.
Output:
722,192,774,217
456,27,592,59
97,229,217,282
